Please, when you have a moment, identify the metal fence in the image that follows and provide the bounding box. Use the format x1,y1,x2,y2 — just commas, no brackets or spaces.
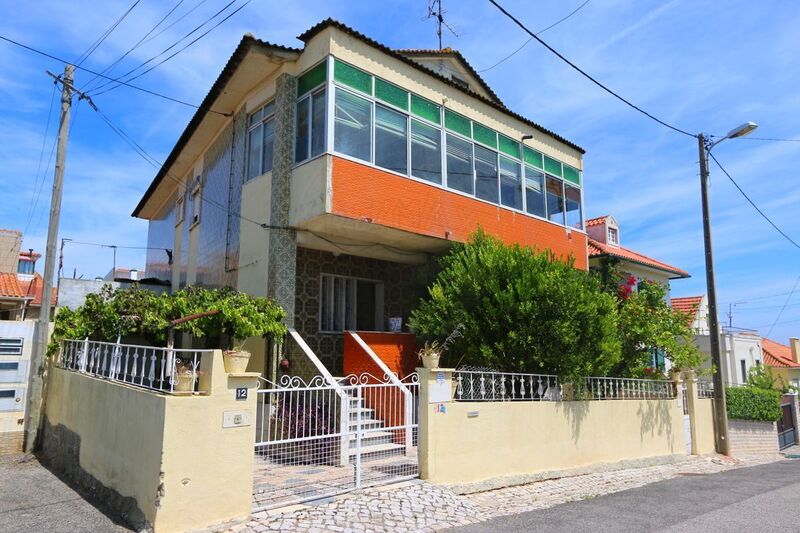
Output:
59,338,212,394
453,369,676,402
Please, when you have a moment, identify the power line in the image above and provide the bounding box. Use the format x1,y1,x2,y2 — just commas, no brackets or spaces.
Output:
65,239,170,251
487,0,695,137
90,0,250,96
81,0,187,93
23,82,58,235
478,0,592,73
766,273,800,337
0,34,229,115
74,0,142,67
707,152,800,250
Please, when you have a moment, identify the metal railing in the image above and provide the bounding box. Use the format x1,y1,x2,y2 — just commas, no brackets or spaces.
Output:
454,370,561,401
697,380,715,398
59,338,213,394
453,370,676,402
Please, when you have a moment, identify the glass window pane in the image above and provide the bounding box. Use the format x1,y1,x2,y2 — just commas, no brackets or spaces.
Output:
334,88,372,162
546,177,565,224
525,166,546,218
334,59,372,95
474,145,498,203
445,109,471,137
473,122,497,149
298,61,327,96
565,185,582,229
375,105,408,174
248,108,262,127
247,125,262,180
295,98,309,162
500,156,522,209
498,135,521,159
261,119,274,173
311,89,326,157
411,119,442,184
410,94,441,124
446,134,473,194
375,78,409,110
563,164,580,185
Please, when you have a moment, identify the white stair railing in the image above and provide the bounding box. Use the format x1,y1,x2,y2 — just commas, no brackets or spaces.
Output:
349,332,415,456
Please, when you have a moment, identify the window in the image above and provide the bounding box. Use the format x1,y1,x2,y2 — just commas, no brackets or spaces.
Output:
320,274,383,332
410,119,441,184
190,182,201,226
334,89,372,162
474,145,498,203
175,194,185,225
546,177,565,224
446,134,473,194
17,260,34,275
565,185,582,229
0,361,26,384
0,338,23,356
499,156,522,210
246,102,276,181
608,227,619,245
295,88,326,163
0,387,23,412
375,105,408,174
525,166,546,218
740,360,747,382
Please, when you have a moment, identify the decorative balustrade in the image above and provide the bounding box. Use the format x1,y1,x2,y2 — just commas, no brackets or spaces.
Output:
59,338,213,394
697,380,715,398
453,370,676,402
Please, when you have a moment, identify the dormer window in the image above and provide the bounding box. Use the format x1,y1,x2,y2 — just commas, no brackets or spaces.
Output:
608,227,619,245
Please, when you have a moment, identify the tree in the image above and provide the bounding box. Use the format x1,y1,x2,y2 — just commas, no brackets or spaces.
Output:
409,231,621,381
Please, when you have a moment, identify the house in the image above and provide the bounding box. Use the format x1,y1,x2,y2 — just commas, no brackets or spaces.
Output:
104,267,143,281
134,18,588,374
672,294,764,385
762,337,800,390
0,229,55,321
586,215,689,291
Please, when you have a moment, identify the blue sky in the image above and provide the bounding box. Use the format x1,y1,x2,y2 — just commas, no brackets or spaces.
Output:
1,0,799,343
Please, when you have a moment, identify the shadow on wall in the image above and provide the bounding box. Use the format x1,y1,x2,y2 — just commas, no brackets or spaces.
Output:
637,400,676,450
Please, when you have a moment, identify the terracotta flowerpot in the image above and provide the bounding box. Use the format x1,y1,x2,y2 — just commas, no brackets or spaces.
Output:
420,353,440,369
223,350,251,373
174,374,196,392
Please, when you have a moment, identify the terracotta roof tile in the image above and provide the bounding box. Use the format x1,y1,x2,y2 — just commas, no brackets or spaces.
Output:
671,296,703,315
22,273,57,306
762,338,800,368
0,272,24,298
588,237,689,278
585,215,609,227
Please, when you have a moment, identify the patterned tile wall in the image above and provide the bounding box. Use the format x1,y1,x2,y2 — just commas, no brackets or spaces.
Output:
293,246,430,373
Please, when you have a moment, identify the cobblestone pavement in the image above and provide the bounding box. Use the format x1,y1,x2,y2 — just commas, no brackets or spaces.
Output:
207,454,784,533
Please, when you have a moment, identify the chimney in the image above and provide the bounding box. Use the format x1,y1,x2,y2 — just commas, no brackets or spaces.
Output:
130,269,139,281
791,338,800,364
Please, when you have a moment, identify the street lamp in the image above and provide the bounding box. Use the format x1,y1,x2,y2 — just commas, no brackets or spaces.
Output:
697,121,757,455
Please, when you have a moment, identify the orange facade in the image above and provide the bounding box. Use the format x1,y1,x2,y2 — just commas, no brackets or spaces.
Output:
330,156,588,269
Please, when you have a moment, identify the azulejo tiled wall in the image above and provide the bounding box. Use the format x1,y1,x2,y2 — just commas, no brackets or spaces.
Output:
293,247,430,373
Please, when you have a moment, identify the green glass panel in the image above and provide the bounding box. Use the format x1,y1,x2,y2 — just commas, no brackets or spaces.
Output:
523,146,543,169
410,94,441,124
498,134,521,159
543,155,563,177
297,61,327,96
563,165,581,185
375,78,408,110
444,109,471,137
333,59,372,95
472,122,497,149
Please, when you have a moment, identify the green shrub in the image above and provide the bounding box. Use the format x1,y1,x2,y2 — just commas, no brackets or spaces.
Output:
725,386,782,422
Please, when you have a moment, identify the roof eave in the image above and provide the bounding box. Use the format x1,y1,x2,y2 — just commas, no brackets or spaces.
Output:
590,251,690,279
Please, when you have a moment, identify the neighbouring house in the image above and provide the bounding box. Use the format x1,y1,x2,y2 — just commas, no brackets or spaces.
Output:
0,229,55,321
672,294,765,385
104,267,143,281
762,337,800,390
134,18,588,374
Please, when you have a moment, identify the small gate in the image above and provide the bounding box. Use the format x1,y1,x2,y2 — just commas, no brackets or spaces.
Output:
680,383,692,454
778,401,796,450
253,372,419,511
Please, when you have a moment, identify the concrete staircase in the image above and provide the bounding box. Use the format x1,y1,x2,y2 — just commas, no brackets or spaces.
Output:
345,393,405,461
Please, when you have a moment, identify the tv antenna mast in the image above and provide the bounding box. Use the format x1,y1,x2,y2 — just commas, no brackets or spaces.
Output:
426,0,458,50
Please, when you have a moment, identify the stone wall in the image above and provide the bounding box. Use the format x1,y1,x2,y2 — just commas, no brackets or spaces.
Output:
0,431,22,455
728,419,779,455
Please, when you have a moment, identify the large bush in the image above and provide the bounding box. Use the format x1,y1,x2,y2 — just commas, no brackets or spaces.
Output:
726,386,782,422
409,231,621,380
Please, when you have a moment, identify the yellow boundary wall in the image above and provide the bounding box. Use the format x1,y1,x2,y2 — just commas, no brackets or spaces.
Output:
43,350,259,532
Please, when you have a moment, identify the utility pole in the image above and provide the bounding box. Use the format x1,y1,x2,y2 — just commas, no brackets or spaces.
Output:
698,133,730,456
25,65,74,452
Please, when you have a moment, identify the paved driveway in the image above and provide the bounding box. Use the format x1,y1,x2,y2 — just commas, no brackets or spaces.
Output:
452,459,800,533
0,454,132,533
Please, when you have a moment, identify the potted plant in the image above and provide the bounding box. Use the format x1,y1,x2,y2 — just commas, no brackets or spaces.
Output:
418,340,442,369
223,344,252,374
173,358,199,393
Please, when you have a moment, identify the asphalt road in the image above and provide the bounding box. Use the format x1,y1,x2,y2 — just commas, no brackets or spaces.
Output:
0,455,132,533
453,459,800,533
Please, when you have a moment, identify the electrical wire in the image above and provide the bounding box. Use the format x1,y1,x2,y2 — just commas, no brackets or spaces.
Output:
487,0,695,137
765,273,800,337
65,240,170,251
23,82,58,234
81,0,187,93
73,0,142,67
478,0,592,73
0,34,229,115
90,0,251,96
707,152,800,251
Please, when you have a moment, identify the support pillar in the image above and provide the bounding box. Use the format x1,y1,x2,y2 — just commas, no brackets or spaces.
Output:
683,369,700,455
417,367,454,481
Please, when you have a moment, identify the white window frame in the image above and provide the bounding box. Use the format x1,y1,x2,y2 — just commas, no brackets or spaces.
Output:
189,181,201,227
0,386,25,412
246,100,276,180
318,273,384,334
0,338,23,356
608,227,619,245
0,360,27,384
175,194,185,226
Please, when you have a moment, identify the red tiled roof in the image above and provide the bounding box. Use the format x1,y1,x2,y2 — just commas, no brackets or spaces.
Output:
762,338,800,368
671,295,703,327
22,273,57,306
585,215,609,227
0,272,24,298
588,238,690,278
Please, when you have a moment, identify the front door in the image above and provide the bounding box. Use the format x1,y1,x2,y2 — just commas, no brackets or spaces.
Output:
778,402,796,450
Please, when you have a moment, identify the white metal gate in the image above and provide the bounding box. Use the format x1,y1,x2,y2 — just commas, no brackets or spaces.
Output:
253,372,419,511
680,383,692,454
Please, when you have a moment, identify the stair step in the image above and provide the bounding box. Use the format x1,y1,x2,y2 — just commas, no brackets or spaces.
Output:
348,407,375,418
347,431,394,449
348,419,384,430
347,442,405,458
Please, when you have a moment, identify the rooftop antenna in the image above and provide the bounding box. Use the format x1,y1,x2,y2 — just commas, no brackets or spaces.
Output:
426,0,458,50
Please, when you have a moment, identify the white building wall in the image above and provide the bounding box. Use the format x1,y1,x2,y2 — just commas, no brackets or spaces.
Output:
696,332,763,385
